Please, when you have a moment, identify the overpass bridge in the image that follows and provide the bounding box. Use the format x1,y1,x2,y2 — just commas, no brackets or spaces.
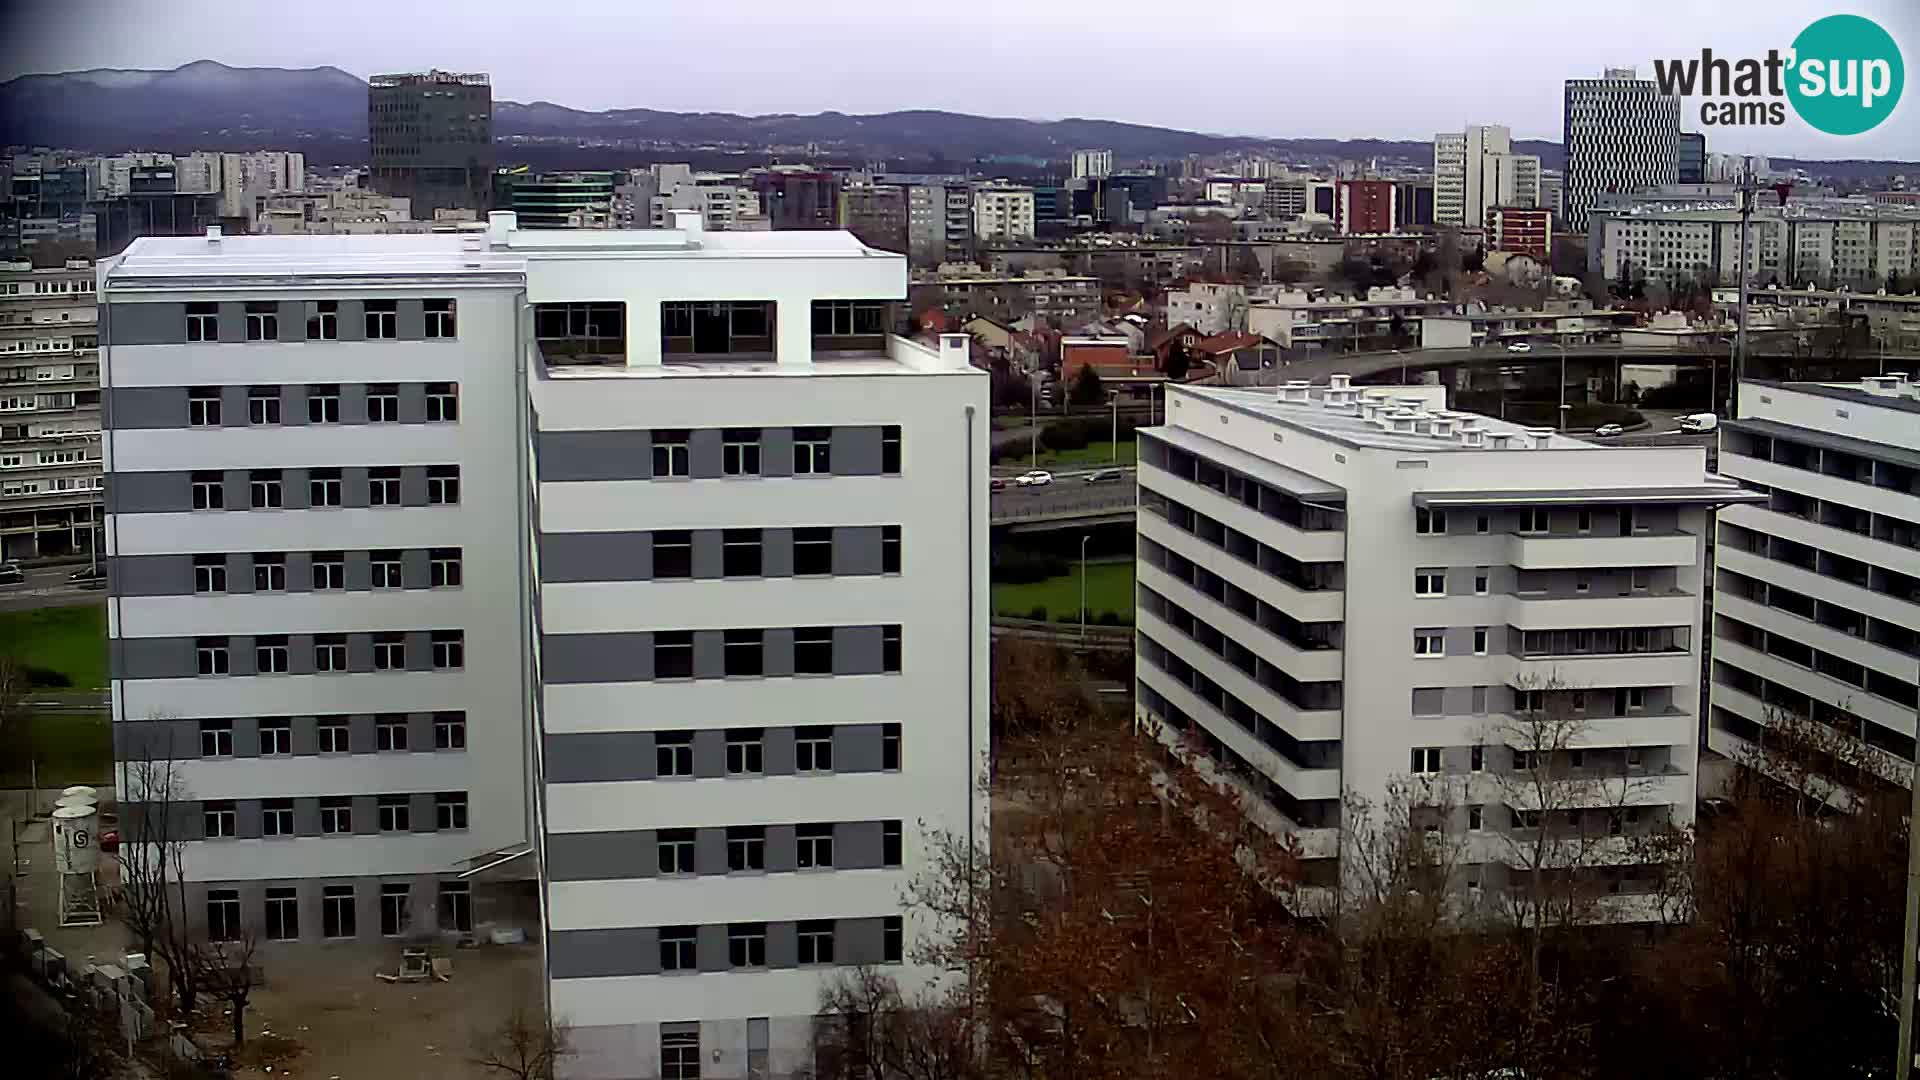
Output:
1274,342,1920,385
991,485,1136,532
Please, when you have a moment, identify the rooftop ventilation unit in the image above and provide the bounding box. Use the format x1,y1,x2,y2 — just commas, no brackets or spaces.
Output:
1488,432,1514,449
1329,373,1352,391
1279,380,1311,404
1461,428,1486,447
1524,426,1557,449
1862,375,1901,396
1431,417,1457,438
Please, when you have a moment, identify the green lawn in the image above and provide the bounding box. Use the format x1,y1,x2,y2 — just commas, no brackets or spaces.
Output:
992,560,1136,623
0,603,109,689
0,711,112,787
1031,439,1138,469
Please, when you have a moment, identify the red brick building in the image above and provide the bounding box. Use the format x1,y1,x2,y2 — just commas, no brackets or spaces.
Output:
1335,180,1398,235
1485,205,1553,259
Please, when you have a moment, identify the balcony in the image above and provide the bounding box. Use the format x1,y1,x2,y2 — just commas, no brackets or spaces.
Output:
1506,530,1697,570
1507,592,1697,631
1137,663,1341,801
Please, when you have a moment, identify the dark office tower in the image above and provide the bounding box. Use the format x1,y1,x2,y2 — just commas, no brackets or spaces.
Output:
368,71,494,220
750,169,841,230
1678,132,1706,184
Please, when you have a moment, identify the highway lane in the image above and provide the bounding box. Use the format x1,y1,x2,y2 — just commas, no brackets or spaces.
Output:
0,562,105,613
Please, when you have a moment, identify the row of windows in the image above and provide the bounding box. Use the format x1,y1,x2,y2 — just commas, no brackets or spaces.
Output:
651,821,904,875
193,549,462,593
649,916,903,978
193,631,464,675
647,526,898,578
199,791,466,839
186,382,457,426
649,426,901,478
648,626,902,679
1414,505,1663,537
188,465,460,510
197,713,465,756
650,724,902,778
184,299,456,343
206,880,469,943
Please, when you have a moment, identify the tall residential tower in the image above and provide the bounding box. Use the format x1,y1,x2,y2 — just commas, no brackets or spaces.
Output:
1562,69,1680,231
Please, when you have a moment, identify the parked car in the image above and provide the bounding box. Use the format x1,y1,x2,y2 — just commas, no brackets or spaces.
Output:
1083,469,1125,485
1594,423,1624,438
989,477,1008,492
0,561,23,586
70,566,107,588
1016,470,1054,487
1505,342,1533,354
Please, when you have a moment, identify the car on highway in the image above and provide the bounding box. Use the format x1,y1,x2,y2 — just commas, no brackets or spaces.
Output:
1506,342,1532,354
1594,423,1624,438
0,561,23,586
990,477,1008,492
1083,469,1125,485
1016,469,1054,487
69,566,107,589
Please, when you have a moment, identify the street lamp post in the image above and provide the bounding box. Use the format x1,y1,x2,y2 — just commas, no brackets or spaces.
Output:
1079,534,1090,647
1110,393,1119,464
1558,338,1569,432
1897,660,1920,1080
1029,371,1039,471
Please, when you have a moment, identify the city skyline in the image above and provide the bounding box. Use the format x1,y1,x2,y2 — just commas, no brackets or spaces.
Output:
2,0,1915,161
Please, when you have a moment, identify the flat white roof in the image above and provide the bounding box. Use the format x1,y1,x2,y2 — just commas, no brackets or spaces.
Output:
1181,384,1590,453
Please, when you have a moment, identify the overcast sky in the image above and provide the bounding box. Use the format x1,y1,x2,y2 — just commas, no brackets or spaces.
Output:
3,0,1915,160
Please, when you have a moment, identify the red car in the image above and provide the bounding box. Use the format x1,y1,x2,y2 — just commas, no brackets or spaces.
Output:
990,477,1007,492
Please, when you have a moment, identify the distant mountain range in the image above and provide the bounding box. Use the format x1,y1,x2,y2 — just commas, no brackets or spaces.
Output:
1,60,1912,180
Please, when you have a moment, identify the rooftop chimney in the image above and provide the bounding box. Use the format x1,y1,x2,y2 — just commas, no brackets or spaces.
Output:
1524,426,1557,449
1862,375,1900,396
205,225,221,245
671,209,706,241
1488,432,1514,449
1461,428,1486,448
1328,373,1352,391
486,210,516,247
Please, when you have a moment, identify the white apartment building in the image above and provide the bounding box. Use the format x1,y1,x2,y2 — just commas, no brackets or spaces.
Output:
1434,125,1541,229
1165,282,1250,335
971,184,1036,244
1072,148,1114,180
1,258,103,559
1597,202,1920,289
1135,379,1756,907
101,212,989,1080
1562,69,1680,232
647,173,766,232
1710,377,1920,786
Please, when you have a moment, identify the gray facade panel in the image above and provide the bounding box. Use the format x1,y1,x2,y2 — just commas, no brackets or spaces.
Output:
833,526,883,576
544,732,655,783
219,385,249,427
231,715,259,755
225,553,253,594
836,821,884,870
550,928,658,979
765,824,797,873
539,532,650,582
762,528,794,577
215,302,247,343
116,636,194,680
834,625,884,675
763,627,794,678
113,718,196,761
287,635,316,676
351,795,379,835
281,384,308,426
106,303,185,346
407,713,435,754
404,631,434,672
692,630,724,680
692,728,726,780
293,797,322,837
761,427,794,478
397,299,426,341
697,924,730,973
541,632,652,684
344,550,372,590
836,724,884,773
336,300,366,342
111,554,189,597
834,426,884,476
285,551,312,593
691,530,722,580
688,428,724,479
339,383,367,423
765,921,798,969
234,799,263,839
106,471,188,515
280,467,311,510
291,715,321,756
546,830,655,882
411,792,438,833
763,727,796,776
277,301,305,342
104,387,185,430
397,383,428,423
401,549,430,589
349,714,376,755
537,431,653,482
400,466,429,507
695,828,727,876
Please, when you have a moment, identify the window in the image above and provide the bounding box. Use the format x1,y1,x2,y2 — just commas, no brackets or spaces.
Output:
438,881,472,933
1631,568,1649,592
434,712,467,750
1622,687,1647,713
320,796,352,834
1513,749,1540,772
797,920,835,965
367,384,399,423
318,717,350,754
1513,808,1542,830
1577,510,1592,534
193,554,227,594
882,723,901,771
727,826,766,872
661,1029,701,1080
654,631,693,679
1520,508,1549,534
253,552,286,591
262,798,294,836
1517,688,1547,714
1475,514,1490,534
186,303,218,342
206,889,241,941
723,529,762,577
884,915,904,963
247,386,281,425
656,732,694,777
652,430,690,477
882,425,901,474
307,384,340,423
432,630,464,670
259,716,292,755
653,531,692,578
188,387,221,426
249,469,283,509
1473,627,1489,656
427,465,460,505
322,884,356,938
1469,805,1484,831
793,528,833,575
191,471,225,510
1474,568,1489,595
883,820,903,866
424,299,456,338
196,636,230,676
1415,507,1447,535
729,923,767,968
204,801,237,838
373,633,406,670
724,629,763,677
794,427,831,474
376,713,408,751
364,300,398,339
429,548,462,588
722,428,761,475
312,552,345,590
878,524,903,573
1414,569,1446,597
796,726,834,772
377,796,411,833
1627,747,1645,769
435,792,468,830
1413,630,1444,657
371,551,403,589
795,627,834,675
657,829,695,875
882,624,902,673
422,380,459,422
813,301,887,337
1410,747,1442,774
1575,574,1590,595
199,718,234,757
265,887,299,940
727,729,763,775
379,882,410,936
797,823,834,869
309,468,342,507
1471,744,1484,772
306,301,338,341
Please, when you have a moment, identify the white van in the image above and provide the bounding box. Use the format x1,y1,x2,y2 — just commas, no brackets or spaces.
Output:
1677,413,1719,433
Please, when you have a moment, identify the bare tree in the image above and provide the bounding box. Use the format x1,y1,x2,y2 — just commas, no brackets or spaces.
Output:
191,928,262,1047
472,982,573,1080
810,968,982,1080
114,730,200,1011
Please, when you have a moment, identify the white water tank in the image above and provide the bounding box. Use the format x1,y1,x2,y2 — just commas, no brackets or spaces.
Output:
54,794,96,812
52,805,99,874
61,785,98,801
